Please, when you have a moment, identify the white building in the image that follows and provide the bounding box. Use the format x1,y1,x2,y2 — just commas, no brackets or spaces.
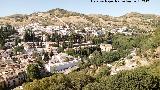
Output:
100,44,112,52
45,53,80,73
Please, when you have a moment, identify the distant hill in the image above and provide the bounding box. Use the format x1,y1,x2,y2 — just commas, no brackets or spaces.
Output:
0,8,160,31
7,14,27,18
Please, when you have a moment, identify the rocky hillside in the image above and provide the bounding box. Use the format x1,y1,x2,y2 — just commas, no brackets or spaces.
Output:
0,8,160,31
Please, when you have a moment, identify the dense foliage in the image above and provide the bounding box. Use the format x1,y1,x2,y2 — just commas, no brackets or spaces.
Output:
0,25,17,49
23,72,94,90
83,62,160,90
23,61,160,90
78,49,129,69
65,46,101,58
26,64,41,81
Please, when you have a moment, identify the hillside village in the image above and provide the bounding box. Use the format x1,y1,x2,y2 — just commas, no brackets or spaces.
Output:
0,21,112,89
0,9,160,90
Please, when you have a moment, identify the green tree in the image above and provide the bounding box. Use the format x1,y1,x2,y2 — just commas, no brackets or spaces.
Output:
49,50,54,57
13,46,24,55
68,72,95,90
26,64,41,81
65,48,75,56
36,56,44,68
96,65,111,79
15,37,21,46
100,68,160,90
83,82,106,90
43,52,49,62
57,47,64,53
23,74,73,90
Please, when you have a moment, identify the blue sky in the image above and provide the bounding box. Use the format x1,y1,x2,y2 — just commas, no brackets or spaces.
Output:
0,0,160,17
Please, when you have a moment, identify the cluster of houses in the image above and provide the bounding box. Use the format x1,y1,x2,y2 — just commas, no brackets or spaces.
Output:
16,23,107,40
0,41,82,89
0,23,113,89
110,26,133,35
0,61,27,89
16,23,70,40
84,27,106,36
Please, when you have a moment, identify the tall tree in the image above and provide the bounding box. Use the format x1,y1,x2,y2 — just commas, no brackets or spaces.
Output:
27,64,41,81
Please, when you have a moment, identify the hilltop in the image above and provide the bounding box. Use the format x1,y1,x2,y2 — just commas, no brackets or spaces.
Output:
0,8,160,31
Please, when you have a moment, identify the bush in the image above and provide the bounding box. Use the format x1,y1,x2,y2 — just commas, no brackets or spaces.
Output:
99,67,160,90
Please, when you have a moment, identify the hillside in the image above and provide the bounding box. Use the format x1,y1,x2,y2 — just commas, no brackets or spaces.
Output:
0,8,160,31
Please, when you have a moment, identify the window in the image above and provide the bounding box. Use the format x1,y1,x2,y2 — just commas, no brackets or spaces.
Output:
8,81,11,87
13,80,16,86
